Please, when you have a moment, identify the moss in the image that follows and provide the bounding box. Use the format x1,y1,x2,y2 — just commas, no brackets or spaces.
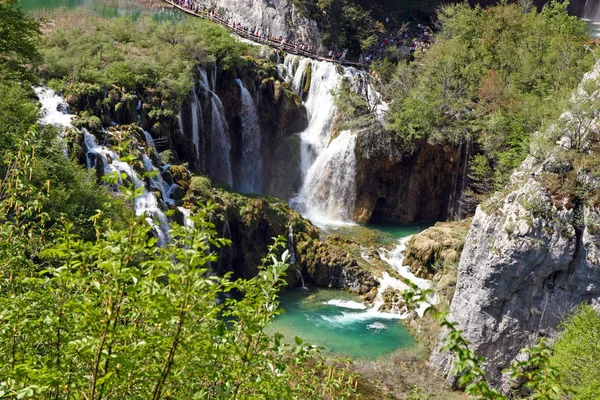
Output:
302,62,312,95
403,220,470,279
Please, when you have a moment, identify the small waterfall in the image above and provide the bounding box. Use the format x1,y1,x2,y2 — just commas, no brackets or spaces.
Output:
191,90,201,157
236,78,262,193
35,87,73,128
582,0,600,38
287,224,297,265
447,136,472,220
83,130,172,246
378,237,439,317
196,68,232,186
295,268,308,290
208,95,233,186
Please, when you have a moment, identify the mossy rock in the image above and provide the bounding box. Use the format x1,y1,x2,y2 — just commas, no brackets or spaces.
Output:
404,220,471,279
170,165,191,190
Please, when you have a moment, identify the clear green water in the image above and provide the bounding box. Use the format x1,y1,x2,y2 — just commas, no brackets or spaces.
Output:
327,222,429,247
268,289,415,360
19,0,182,20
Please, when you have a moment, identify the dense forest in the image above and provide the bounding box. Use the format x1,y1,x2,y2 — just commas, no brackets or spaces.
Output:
1,0,600,398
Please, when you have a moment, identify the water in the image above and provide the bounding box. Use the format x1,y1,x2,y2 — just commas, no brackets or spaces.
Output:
294,130,358,226
83,131,172,245
284,54,385,226
20,0,180,20
269,289,414,359
236,79,262,193
208,95,233,186
35,87,73,128
582,0,600,38
195,69,233,187
190,90,201,157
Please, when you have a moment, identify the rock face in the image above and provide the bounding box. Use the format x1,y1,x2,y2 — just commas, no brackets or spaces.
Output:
403,220,470,279
205,0,321,48
175,64,308,197
430,156,600,389
353,130,463,223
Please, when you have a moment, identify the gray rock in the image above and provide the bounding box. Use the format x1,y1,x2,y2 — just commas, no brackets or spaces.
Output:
430,161,600,389
206,0,321,49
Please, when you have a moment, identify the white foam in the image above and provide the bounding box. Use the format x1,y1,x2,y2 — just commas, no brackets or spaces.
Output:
367,322,387,330
326,299,368,310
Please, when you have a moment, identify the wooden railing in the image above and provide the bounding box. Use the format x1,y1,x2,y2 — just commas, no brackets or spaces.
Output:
161,0,369,69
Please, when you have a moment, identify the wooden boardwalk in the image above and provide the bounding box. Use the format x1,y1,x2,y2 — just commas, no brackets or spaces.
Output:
161,0,369,69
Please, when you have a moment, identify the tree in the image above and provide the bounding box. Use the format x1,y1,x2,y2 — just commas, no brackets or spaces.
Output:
0,0,41,83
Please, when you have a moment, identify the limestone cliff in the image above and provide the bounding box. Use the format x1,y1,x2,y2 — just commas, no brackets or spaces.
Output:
204,0,321,49
430,63,600,390
353,128,463,224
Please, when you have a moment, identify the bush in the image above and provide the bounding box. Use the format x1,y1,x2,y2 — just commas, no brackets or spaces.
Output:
550,304,600,399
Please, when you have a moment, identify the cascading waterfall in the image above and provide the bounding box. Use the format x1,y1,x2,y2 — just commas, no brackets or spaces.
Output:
190,90,201,157
295,130,358,225
283,54,374,226
83,130,172,246
447,136,472,220
377,237,439,317
287,225,297,265
195,68,233,186
583,0,600,38
35,87,74,128
236,78,262,193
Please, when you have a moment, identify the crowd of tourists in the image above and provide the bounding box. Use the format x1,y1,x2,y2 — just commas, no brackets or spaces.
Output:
166,0,434,66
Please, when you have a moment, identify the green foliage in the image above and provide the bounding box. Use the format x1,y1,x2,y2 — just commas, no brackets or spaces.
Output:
331,77,374,132
0,0,41,83
0,135,358,399
386,0,593,198
505,338,571,400
292,0,379,55
549,304,600,399
39,14,253,112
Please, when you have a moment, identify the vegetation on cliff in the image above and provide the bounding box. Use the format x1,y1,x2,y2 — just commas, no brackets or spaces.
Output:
382,1,594,211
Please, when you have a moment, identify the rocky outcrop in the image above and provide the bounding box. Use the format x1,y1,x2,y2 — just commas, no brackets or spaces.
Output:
430,156,600,389
184,176,377,293
353,129,463,223
403,220,470,279
204,0,321,49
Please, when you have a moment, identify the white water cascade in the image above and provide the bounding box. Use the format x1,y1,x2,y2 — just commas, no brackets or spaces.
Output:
196,69,233,187
83,130,174,246
377,237,439,317
284,55,374,226
236,78,262,193
583,0,600,38
35,87,73,128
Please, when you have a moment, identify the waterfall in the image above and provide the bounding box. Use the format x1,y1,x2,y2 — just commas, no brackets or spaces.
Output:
236,78,262,193
35,87,74,128
447,136,472,220
83,130,172,246
195,68,232,186
378,237,439,317
287,224,297,265
583,0,600,38
293,130,358,226
191,90,201,157
282,54,383,226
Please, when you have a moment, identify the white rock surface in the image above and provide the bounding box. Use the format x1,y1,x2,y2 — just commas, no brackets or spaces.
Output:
206,0,321,48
